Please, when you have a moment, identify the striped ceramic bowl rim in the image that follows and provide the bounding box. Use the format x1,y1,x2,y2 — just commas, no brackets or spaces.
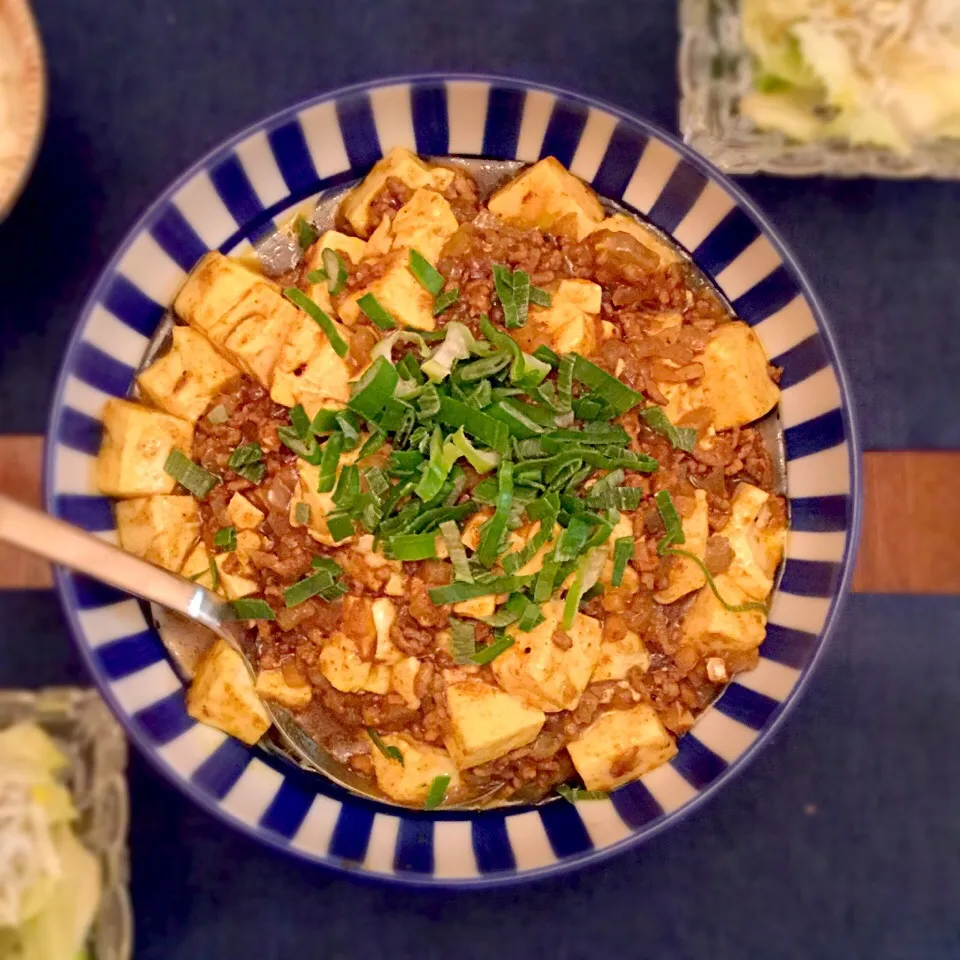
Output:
44,74,861,888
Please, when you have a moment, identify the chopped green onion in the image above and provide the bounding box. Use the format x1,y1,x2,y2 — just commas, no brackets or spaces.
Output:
476,460,514,568
368,728,404,765
290,502,310,526
284,288,349,357
295,215,319,251
553,515,593,563
317,433,343,493
208,556,220,592
163,449,220,499
488,399,548,439
322,248,348,296
408,249,445,296
406,502,476,535
357,429,386,461
335,411,362,450
529,285,553,308
422,322,474,382
665,547,770,614
641,406,697,452
387,532,439,561
465,379,493,410
556,784,609,803
364,465,391,499
587,486,643,511
458,353,511,382
562,549,605,629
325,513,355,542
441,520,474,582
418,383,441,418
449,427,499,474
288,406,311,442
310,408,341,434
503,493,559,574
357,293,397,330
449,617,477,663
284,568,340,607
572,393,614,422
533,344,560,367
206,404,229,424
433,288,460,316
468,632,515,665
428,574,534,605
278,425,322,465
348,356,399,420
533,560,560,602
312,556,343,575
227,598,275,621
333,464,360,511
556,355,575,414
516,598,544,631
571,355,645,415
213,526,237,552
611,537,633,587
438,396,510,455
226,441,266,484
492,264,519,328
414,427,458,501
654,489,685,555
387,449,425,476
424,774,451,810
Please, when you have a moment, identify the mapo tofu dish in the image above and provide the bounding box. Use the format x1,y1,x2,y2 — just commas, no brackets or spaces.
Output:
97,149,786,809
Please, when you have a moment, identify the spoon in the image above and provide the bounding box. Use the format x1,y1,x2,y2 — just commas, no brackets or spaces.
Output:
0,492,388,800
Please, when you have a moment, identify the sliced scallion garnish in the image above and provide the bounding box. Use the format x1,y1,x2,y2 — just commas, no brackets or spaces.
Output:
333,464,361,511
226,442,266,485
440,520,473,583
163,449,220,499
290,404,312,440
387,532,439,561
424,774,451,810
428,574,534,605
325,513,355,542
641,406,697,453
529,285,552,308
357,293,397,330
571,355,645,416
294,502,311,526
317,433,343,493
227,598,275,620
663,547,769,614
437,396,509,455
278,426,322,465
322,247,348,296
556,784,609,803
654,489,685,555
284,288,349,358
408,249,445,296
611,536,633,587
348,356,399,420
468,632,515,665
433,288,460,316
368,728,404,765
449,617,477,663
206,404,229,424
213,526,237,552
295,215,319,251
284,567,342,607
475,460,514,568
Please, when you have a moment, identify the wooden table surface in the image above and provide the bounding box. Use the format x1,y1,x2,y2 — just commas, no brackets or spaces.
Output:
2,436,955,594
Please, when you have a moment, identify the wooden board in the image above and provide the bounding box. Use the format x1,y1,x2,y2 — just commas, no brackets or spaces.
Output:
0,437,956,594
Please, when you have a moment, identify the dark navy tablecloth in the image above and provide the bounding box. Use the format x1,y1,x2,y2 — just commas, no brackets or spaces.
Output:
2,0,959,957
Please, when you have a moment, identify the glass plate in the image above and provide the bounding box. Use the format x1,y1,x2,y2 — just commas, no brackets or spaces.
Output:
0,688,132,960
678,0,960,178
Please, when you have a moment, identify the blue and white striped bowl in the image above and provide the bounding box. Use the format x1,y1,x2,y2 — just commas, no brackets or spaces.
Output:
44,75,861,887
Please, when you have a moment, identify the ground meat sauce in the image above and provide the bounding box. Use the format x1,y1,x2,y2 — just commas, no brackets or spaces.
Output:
188,164,784,806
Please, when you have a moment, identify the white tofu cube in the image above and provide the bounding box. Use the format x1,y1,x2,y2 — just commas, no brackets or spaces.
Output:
255,668,313,710
488,157,604,240
226,492,265,531
390,189,459,264
341,147,455,237
338,254,436,331
444,679,545,769
654,489,708,604
681,573,768,655
391,657,422,709
270,310,353,417
700,322,780,430
528,279,602,356
210,285,300,387
115,495,199,573
319,632,372,693
722,483,787,601
371,733,460,806
97,399,194,498
186,639,271,745
362,664,392,695
137,326,240,423
364,213,394,259
592,630,650,683
370,597,402,663
568,703,677,792
173,252,268,334
505,521,561,577
492,600,602,713
589,213,681,266
182,542,261,600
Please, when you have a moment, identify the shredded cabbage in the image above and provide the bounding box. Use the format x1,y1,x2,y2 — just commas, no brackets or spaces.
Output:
0,725,100,960
742,0,960,150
